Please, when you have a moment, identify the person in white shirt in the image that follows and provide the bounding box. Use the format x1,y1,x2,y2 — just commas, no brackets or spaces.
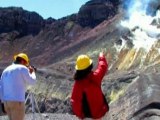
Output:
0,53,36,120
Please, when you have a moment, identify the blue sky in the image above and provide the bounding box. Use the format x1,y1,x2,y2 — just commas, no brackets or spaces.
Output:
0,0,90,19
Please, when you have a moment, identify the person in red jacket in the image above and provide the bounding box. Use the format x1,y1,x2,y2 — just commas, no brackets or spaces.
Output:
71,52,109,120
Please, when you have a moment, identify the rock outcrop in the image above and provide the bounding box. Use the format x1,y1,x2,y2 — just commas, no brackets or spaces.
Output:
105,68,160,120
77,0,119,27
146,0,160,15
0,7,44,36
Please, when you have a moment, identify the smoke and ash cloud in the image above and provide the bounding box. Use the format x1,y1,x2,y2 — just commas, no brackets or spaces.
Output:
122,0,160,30
120,0,160,51
124,0,150,16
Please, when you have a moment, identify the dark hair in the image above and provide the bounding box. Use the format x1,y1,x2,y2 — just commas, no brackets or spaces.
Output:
14,57,24,64
74,64,93,80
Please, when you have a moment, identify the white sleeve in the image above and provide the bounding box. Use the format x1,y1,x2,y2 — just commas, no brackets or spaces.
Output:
0,76,2,100
21,67,36,85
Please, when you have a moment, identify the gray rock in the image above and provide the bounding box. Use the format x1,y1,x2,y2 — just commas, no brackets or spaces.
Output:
77,0,118,27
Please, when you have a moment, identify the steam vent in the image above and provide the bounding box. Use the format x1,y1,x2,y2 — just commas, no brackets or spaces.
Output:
0,0,160,120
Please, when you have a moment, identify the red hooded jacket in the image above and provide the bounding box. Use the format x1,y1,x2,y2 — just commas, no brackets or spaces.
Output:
71,55,109,119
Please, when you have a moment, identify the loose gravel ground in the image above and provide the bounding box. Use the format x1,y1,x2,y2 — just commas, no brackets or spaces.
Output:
0,113,79,120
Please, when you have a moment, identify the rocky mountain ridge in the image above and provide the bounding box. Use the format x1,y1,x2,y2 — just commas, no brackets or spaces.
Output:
0,0,121,67
0,7,44,37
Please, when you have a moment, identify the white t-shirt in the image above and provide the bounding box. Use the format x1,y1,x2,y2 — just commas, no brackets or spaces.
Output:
0,63,36,102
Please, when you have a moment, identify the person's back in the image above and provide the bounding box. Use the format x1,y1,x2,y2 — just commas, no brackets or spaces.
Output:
0,53,36,120
1,63,35,102
71,52,109,119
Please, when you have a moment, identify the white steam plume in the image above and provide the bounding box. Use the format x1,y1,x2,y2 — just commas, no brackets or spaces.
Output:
120,0,160,51
127,0,151,16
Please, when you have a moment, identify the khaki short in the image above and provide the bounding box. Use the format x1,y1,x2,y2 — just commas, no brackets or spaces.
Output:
4,101,25,120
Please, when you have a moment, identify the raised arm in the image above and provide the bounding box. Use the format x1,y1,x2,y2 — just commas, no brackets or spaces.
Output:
92,52,108,86
21,66,36,85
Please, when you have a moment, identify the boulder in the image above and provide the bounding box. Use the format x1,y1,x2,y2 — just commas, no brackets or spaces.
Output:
77,0,119,27
105,70,160,120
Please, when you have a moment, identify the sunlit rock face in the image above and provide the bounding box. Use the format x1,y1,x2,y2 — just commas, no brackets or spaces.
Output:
112,32,160,70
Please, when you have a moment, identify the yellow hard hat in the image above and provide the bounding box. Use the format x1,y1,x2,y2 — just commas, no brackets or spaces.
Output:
75,55,92,70
14,53,29,66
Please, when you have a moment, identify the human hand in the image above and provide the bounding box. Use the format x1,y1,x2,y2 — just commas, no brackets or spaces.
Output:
99,51,105,57
28,65,36,73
